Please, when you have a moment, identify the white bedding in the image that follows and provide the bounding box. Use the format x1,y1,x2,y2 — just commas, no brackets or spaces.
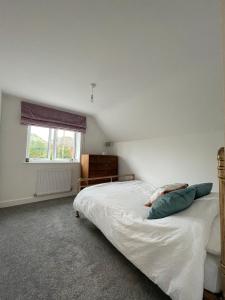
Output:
73,180,219,300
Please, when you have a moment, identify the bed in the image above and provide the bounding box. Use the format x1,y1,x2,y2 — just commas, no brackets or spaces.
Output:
73,148,225,300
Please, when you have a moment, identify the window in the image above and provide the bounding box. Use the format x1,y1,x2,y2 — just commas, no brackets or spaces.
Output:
26,125,81,162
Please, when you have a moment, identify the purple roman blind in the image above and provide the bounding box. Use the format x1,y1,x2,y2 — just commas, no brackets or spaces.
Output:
21,101,86,133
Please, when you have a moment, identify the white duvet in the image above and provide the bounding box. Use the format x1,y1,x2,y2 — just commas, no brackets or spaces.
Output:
73,180,219,300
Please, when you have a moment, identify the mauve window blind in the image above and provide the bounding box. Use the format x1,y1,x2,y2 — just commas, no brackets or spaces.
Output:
21,101,86,133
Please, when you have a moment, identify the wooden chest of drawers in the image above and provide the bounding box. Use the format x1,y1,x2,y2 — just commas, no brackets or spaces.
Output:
81,154,118,181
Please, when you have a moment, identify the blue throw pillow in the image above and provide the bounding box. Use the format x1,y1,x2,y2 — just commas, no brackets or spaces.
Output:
148,187,196,219
190,183,213,199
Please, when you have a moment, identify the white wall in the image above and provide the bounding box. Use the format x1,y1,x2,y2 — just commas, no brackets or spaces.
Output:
0,93,106,206
112,131,224,192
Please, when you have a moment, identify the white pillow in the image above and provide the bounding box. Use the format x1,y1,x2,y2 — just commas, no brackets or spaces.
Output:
145,183,189,207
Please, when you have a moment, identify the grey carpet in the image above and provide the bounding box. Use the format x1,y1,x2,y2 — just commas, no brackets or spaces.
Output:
0,197,170,300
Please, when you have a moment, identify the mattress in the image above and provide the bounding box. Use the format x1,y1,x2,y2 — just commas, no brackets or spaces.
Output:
205,215,221,293
204,253,221,293
207,215,220,256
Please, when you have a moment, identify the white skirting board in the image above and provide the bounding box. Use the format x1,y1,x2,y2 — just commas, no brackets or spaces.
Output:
0,191,76,208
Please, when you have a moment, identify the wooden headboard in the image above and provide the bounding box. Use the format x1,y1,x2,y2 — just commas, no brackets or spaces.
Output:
218,147,225,296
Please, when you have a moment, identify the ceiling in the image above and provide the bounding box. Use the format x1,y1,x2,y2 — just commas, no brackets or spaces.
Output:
0,0,224,141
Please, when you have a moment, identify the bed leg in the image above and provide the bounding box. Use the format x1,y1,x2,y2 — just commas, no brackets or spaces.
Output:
75,210,80,218
203,290,223,300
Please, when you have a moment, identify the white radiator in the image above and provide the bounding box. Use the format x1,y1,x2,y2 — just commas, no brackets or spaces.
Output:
35,169,72,196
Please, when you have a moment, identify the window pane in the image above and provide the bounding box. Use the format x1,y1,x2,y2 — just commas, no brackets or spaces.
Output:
55,129,75,160
28,126,49,159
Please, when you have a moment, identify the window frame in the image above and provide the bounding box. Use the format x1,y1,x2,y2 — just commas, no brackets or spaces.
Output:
25,125,81,163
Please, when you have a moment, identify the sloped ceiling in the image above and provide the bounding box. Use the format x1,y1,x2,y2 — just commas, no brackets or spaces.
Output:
0,0,224,141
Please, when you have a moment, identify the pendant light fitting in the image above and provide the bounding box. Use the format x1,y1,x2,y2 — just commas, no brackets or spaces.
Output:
90,83,96,103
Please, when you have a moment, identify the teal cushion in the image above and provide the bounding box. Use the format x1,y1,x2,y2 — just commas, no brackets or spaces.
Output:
148,187,196,219
190,183,213,199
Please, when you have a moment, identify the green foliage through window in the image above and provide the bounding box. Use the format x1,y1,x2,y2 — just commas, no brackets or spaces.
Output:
27,126,77,161
29,133,48,159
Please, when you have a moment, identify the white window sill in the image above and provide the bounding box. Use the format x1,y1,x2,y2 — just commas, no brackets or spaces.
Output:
24,160,80,164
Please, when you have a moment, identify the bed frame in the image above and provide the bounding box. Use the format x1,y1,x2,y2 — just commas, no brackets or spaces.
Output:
215,147,225,300
78,174,135,192
203,147,225,300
